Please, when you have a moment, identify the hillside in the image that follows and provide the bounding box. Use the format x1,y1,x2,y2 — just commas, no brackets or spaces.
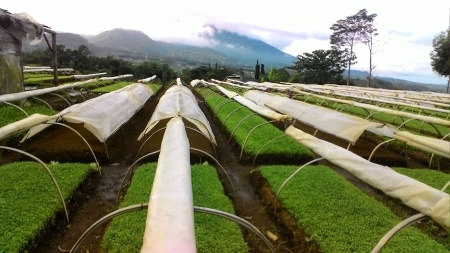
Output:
24,28,295,69
200,25,297,67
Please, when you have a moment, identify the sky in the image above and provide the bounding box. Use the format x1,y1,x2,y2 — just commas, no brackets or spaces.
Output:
3,0,449,85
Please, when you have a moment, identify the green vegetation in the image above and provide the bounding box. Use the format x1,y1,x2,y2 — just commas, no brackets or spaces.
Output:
101,163,248,253
430,30,450,93
0,105,55,128
24,75,74,87
259,165,448,252
290,49,347,85
197,87,313,160
0,162,96,253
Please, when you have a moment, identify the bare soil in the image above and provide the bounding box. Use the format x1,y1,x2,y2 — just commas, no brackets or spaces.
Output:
2,85,448,253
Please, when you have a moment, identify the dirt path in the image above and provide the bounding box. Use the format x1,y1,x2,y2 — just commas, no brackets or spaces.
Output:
195,94,312,253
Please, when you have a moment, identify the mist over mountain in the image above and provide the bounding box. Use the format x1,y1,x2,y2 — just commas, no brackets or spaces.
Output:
199,25,296,67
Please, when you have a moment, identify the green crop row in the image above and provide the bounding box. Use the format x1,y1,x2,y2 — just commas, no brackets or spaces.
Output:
258,165,449,253
0,105,56,128
196,87,313,161
0,161,97,253
101,163,248,253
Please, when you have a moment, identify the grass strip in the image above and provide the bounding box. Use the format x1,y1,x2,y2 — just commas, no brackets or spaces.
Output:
0,161,96,253
259,165,448,253
101,163,248,253
197,88,312,159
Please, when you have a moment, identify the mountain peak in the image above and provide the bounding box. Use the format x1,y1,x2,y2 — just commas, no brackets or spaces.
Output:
89,28,156,51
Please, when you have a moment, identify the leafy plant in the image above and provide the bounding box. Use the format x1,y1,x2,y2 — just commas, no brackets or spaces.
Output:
0,162,96,253
259,165,448,252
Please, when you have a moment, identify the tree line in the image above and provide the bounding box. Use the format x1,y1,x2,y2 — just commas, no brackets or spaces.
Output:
22,44,239,84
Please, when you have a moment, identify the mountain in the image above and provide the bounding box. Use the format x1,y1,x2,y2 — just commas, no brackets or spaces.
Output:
23,32,95,51
24,28,295,69
200,25,296,67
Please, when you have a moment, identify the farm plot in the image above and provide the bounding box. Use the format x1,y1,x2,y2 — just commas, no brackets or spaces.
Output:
1,79,449,253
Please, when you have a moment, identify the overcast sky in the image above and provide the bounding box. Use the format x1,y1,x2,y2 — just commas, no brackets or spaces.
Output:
3,0,449,84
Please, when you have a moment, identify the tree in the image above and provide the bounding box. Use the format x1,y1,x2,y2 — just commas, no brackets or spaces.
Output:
266,67,290,83
255,59,260,80
290,49,347,85
430,30,450,93
330,8,377,85
361,25,378,87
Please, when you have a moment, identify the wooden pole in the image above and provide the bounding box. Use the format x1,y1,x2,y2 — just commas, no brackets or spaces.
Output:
52,33,58,86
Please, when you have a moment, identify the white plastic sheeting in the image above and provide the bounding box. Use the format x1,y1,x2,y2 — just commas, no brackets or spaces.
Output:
285,126,450,231
243,90,387,144
138,75,157,83
0,114,51,140
393,131,450,158
23,68,74,73
138,83,216,145
0,79,96,103
22,83,153,142
200,81,291,122
210,79,251,89
73,72,107,79
290,88,450,157
292,86,450,128
294,84,450,115
99,74,133,80
141,117,196,253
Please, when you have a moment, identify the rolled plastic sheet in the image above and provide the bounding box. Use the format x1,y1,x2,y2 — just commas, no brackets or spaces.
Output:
0,79,96,103
393,131,450,158
210,79,251,89
204,82,291,121
73,72,107,79
138,75,157,83
190,79,202,87
243,90,385,144
22,83,153,142
138,83,216,145
285,125,450,231
99,74,133,80
0,113,52,140
23,68,75,73
233,95,291,121
141,117,196,253
294,84,450,115
214,85,239,99
353,102,450,127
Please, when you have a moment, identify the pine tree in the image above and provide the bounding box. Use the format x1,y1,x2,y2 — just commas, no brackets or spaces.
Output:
255,59,260,80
